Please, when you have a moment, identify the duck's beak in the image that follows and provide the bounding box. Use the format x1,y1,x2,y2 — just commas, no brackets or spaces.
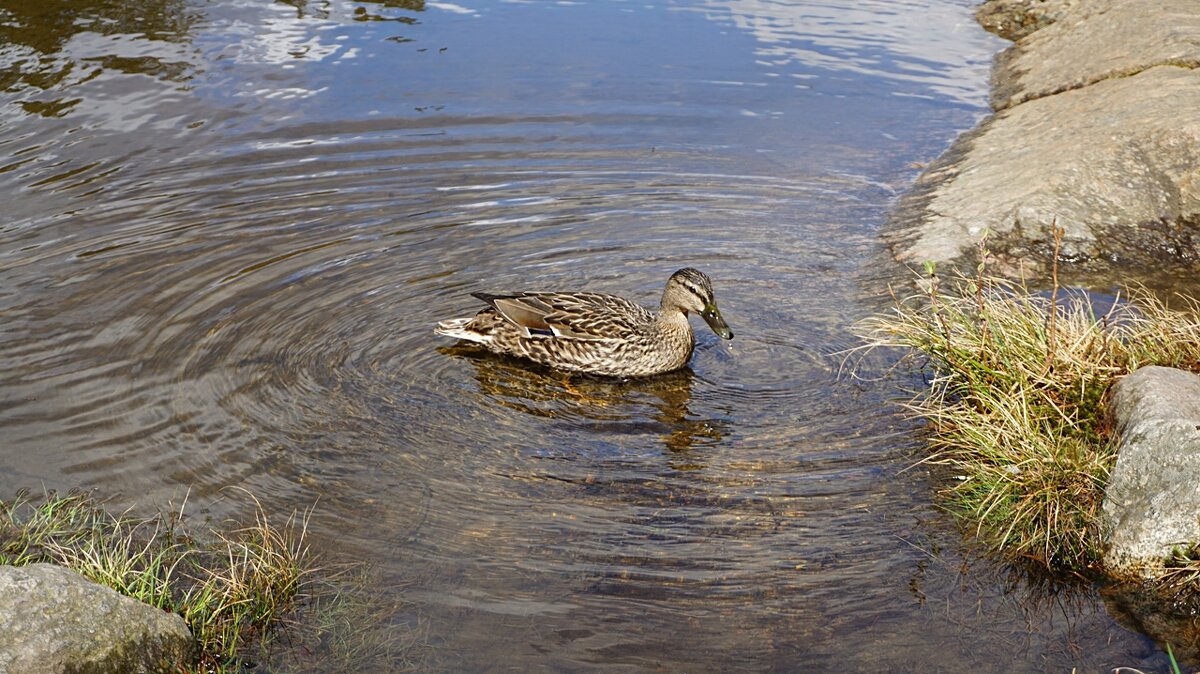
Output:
701,305,733,340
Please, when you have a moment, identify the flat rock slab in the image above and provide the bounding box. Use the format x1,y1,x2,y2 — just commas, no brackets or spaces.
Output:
889,0,1200,276
992,0,1200,110
0,564,193,674
1102,366,1200,579
890,65,1200,272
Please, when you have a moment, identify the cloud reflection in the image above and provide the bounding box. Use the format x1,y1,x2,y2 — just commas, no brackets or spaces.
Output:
690,0,1000,106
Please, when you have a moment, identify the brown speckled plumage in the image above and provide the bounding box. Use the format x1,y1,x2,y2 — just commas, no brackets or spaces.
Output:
435,268,733,377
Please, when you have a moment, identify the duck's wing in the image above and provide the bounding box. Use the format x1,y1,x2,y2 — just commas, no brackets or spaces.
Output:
473,291,652,340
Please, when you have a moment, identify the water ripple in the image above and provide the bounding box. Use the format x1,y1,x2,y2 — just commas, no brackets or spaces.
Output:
3,1,1132,672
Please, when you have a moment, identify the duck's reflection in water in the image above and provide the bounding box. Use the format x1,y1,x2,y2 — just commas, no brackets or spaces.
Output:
440,345,725,465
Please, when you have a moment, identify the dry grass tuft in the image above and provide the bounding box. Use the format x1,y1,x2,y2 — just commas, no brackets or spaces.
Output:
0,489,315,672
856,245,1200,571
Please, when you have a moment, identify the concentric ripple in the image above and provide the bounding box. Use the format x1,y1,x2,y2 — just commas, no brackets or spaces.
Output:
3,1,1154,672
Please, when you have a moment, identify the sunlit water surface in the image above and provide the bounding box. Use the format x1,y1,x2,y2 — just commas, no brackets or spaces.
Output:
0,0,1182,671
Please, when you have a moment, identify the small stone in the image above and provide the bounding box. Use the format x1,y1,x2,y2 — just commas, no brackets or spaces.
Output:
976,0,1078,42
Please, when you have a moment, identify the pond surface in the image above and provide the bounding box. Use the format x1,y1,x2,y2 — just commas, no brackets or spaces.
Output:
0,0,1182,671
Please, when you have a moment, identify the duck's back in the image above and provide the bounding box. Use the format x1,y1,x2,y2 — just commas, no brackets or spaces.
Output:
458,291,692,376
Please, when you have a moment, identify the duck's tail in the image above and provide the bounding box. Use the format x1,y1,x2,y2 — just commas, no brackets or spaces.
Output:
434,317,491,344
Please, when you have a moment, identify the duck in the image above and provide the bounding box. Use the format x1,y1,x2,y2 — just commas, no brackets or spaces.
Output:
434,268,733,377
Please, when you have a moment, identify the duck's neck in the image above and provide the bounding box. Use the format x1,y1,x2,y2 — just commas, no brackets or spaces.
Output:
654,306,692,339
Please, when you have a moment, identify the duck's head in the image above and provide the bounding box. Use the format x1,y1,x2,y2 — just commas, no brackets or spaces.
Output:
662,268,734,340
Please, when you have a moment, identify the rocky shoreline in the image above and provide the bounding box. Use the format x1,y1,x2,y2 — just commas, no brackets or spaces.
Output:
892,0,1200,576
887,0,1200,277
882,0,1200,660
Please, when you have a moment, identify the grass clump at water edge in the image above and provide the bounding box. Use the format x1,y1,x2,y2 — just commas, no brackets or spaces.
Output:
0,488,317,672
856,260,1200,572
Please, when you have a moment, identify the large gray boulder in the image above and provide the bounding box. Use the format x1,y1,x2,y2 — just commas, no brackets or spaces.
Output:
888,0,1200,276
991,0,1200,110
890,65,1200,272
1102,366,1200,579
0,564,194,674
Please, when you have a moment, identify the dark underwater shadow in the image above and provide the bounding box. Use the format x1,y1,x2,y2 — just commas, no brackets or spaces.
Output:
438,344,727,461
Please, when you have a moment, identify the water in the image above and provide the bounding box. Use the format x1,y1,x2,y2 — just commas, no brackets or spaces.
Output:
0,0,1180,671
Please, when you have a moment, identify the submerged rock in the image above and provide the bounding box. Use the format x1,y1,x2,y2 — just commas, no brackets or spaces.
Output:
1102,367,1200,579
1103,584,1200,666
0,563,194,674
888,0,1200,277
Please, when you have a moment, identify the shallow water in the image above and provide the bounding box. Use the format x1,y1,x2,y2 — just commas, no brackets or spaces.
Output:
0,0,1184,671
